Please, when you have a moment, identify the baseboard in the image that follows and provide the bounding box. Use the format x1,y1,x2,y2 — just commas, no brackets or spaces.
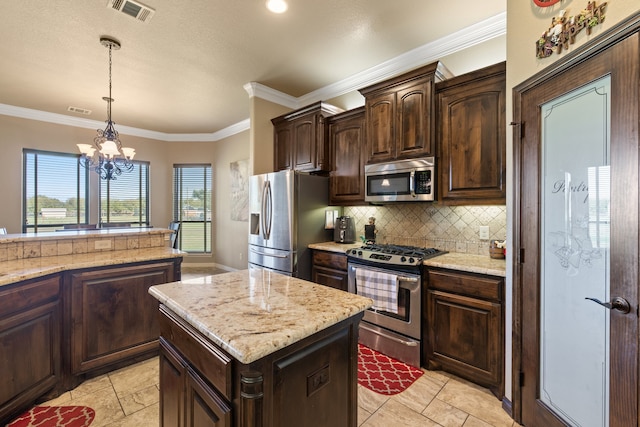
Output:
502,396,513,418
181,262,237,272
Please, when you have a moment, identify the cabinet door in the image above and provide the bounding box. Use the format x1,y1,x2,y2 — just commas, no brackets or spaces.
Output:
396,79,433,158
329,108,366,204
0,276,61,422
70,261,177,374
292,115,317,171
185,368,232,427
365,92,396,163
274,123,293,171
426,289,502,394
160,339,186,427
438,64,506,204
312,266,348,292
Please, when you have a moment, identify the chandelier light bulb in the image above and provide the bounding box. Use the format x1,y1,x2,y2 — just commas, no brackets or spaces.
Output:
266,0,287,13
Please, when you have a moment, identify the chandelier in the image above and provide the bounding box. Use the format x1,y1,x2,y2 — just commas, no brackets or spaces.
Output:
77,36,135,180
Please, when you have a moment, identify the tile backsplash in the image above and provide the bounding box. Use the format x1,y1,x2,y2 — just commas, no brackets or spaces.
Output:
342,204,506,255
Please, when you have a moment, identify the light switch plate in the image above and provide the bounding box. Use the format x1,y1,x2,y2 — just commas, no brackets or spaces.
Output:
479,226,490,240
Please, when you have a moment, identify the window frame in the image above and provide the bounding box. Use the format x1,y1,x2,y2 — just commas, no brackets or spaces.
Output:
172,164,212,254
22,148,89,233
99,160,151,227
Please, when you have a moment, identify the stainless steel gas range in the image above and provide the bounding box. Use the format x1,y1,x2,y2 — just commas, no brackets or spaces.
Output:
346,244,446,368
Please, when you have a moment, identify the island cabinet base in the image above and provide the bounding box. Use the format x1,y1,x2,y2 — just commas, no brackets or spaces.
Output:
159,305,363,427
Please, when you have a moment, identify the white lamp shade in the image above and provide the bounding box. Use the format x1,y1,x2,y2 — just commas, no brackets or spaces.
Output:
100,140,120,157
121,147,136,159
77,144,94,155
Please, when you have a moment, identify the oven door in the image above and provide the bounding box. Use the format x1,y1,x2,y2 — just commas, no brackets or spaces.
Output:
347,262,421,340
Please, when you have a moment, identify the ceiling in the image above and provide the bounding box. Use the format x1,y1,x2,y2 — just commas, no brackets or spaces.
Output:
0,0,506,139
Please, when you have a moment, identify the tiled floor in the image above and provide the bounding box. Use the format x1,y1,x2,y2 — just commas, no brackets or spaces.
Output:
34,266,518,426
39,357,517,427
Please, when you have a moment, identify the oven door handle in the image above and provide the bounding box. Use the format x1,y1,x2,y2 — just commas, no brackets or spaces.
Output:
359,323,418,347
397,276,419,283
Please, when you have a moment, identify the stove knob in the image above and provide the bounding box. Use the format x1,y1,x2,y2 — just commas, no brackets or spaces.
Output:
351,249,357,255
400,256,407,263
409,257,415,264
358,251,363,256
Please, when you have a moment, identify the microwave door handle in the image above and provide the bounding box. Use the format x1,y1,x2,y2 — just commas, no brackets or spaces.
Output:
409,169,416,198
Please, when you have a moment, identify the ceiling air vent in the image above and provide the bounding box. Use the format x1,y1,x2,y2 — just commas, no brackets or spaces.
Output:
68,106,92,115
107,0,155,23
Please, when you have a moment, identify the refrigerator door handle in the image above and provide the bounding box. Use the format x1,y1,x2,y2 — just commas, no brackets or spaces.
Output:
249,247,289,259
261,180,272,240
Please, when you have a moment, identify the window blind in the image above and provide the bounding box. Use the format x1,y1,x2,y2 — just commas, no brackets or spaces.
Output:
173,164,212,253
23,149,88,233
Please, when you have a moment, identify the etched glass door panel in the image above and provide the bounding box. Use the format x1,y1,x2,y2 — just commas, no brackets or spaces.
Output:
540,76,610,427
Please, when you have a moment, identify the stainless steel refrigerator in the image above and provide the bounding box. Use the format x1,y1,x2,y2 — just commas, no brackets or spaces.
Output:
248,170,329,280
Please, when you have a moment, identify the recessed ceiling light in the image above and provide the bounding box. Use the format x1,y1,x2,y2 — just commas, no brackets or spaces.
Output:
266,0,287,13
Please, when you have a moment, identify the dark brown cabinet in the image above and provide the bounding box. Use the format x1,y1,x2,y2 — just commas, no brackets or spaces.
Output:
0,275,62,424
436,62,506,205
424,268,504,398
328,107,367,205
272,102,341,172
160,338,232,427
159,303,361,427
359,62,448,164
69,259,181,375
311,250,348,292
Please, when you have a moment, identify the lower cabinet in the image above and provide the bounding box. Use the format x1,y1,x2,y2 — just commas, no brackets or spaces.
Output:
311,250,348,291
69,259,181,375
160,338,232,427
159,304,361,427
0,257,182,425
0,275,62,424
424,268,504,398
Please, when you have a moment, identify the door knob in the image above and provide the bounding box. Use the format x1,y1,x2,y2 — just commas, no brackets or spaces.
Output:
585,296,631,314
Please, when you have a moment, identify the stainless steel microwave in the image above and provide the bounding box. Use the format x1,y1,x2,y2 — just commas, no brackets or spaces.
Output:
365,157,435,202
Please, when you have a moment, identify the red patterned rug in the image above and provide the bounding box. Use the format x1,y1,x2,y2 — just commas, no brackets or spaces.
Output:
7,406,95,427
358,344,424,395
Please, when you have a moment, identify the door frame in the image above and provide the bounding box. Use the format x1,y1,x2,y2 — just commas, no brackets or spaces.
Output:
511,11,640,425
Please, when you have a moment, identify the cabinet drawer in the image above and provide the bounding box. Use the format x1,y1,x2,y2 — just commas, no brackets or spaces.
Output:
0,275,61,318
427,270,502,302
312,250,347,270
159,305,232,400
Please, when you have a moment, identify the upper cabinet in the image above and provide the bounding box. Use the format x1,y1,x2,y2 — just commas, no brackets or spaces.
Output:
436,62,506,205
359,62,451,164
328,107,367,205
272,102,342,173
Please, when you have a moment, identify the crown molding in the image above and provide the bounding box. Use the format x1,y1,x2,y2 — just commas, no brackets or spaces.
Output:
0,103,249,142
243,82,298,109
297,12,507,105
0,12,505,142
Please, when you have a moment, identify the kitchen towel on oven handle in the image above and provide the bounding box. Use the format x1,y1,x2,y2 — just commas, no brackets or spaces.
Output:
355,268,399,314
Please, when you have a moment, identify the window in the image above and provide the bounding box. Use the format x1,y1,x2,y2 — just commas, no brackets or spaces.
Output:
23,149,89,233
100,161,150,227
173,164,212,253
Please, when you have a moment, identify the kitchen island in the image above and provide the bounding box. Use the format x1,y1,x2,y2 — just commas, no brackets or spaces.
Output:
149,268,372,427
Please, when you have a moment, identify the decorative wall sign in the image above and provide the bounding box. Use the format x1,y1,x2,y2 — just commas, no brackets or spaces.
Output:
230,159,249,221
536,1,608,58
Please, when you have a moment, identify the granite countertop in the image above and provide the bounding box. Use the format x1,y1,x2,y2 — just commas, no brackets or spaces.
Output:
0,247,183,287
424,252,506,277
308,241,506,277
149,268,373,364
0,227,169,243
308,241,361,253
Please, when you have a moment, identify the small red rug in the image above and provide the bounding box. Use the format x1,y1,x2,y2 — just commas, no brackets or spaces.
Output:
7,406,95,427
358,344,424,395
